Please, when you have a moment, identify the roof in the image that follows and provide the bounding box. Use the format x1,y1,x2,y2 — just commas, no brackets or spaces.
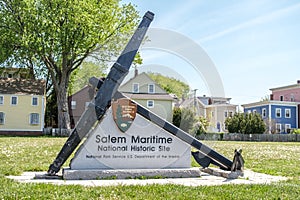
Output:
269,81,300,91
122,92,174,101
0,78,45,95
181,97,236,108
242,100,299,108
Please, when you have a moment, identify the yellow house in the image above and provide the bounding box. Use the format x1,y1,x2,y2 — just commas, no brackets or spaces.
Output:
119,72,174,122
0,78,46,136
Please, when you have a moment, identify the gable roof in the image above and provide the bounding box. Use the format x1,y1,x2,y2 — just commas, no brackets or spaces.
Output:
0,78,45,95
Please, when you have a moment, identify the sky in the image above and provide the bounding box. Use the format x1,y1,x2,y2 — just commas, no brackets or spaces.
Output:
121,0,300,105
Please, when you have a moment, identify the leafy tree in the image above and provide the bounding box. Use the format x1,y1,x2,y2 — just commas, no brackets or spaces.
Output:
69,61,106,95
260,95,270,102
45,90,58,127
225,112,266,134
225,113,244,133
172,107,196,133
0,0,139,129
241,113,266,134
148,73,190,99
191,116,209,136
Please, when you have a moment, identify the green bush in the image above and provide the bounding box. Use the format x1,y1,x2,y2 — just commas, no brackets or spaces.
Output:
292,129,300,134
225,112,266,134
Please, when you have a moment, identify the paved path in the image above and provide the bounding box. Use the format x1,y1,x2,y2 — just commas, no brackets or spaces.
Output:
7,170,287,187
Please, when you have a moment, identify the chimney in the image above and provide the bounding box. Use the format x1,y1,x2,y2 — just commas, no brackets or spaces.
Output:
134,68,138,77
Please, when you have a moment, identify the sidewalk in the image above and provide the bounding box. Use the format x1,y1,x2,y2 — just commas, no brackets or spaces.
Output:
7,170,287,187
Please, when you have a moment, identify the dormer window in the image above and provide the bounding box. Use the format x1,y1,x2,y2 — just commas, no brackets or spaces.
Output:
148,84,155,93
133,83,139,93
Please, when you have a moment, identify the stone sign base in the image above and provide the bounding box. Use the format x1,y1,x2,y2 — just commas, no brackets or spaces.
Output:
200,168,244,179
63,167,201,180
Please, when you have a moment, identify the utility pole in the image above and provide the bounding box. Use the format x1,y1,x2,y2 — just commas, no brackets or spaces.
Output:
193,89,198,114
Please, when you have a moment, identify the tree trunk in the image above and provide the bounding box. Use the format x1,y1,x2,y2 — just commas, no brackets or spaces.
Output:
54,73,71,130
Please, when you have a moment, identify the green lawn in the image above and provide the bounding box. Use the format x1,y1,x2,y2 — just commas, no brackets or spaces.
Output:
0,137,299,199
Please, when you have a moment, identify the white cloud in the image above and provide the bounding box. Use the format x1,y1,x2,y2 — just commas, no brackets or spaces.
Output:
198,2,300,43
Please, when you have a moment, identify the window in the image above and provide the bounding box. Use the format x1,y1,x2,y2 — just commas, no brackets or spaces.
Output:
147,100,154,108
30,113,40,125
211,111,214,117
0,112,5,124
247,110,251,114
291,94,295,102
253,109,257,114
262,108,267,118
275,108,281,118
229,111,233,117
32,97,38,106
285,109,291,118
0,96,3,105
148,84,155,93
71,101,76,110
132,83,139,93
276,123,281,133
280,95,284,101
224,111,228,118
285,124,291,133
11,96,17,105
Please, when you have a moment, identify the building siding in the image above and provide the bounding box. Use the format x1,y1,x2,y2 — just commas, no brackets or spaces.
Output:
270,105,297,129
243,102,298,134
120,73,166,94
135,99,173,122
0,94,45,132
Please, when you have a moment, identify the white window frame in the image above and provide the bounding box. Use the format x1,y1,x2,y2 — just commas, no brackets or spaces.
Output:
148,84,155,93
276,123,282,133
30,113,40,125
0,112,5,124
0,96,3,105
285,109,291,118
262,108,266,118
32,97,38,106
253,109,257,114
275,108,281,118
132,83,139,93
71,101,77,110
147,100,154,108
229,111,233,117
11,96,18,105
285,124,291,133
247,110,251,114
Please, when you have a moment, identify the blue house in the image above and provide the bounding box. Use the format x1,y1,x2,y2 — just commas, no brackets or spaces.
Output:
242,101,299,134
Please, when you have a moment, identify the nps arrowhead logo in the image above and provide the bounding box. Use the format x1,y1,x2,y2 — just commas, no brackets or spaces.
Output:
112,98,137,132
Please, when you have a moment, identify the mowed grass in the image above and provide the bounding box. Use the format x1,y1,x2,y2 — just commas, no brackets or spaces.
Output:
0,136,299,199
